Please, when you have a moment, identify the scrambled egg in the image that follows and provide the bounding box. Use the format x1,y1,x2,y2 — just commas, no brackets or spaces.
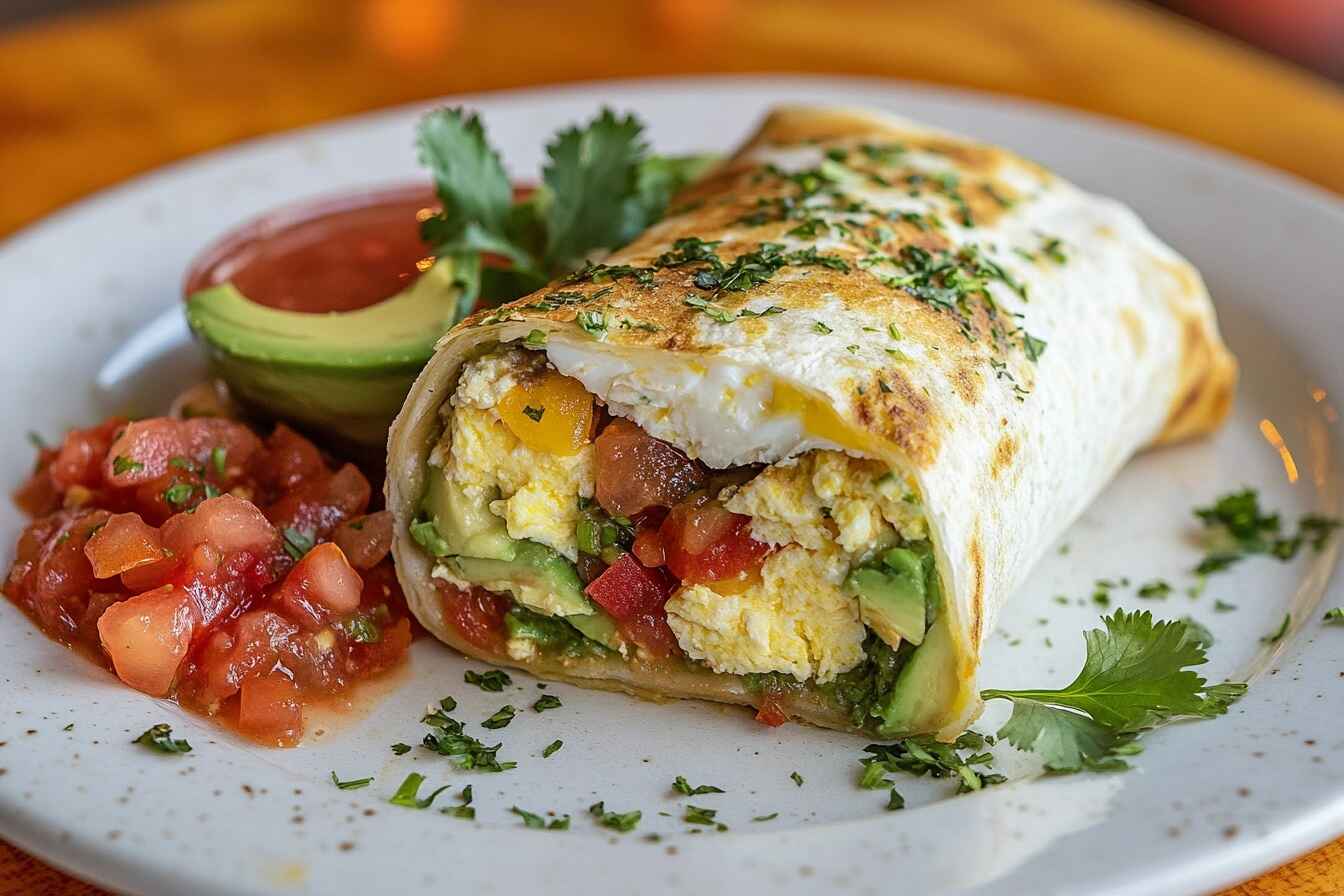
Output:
665,543,866,682
723,450,926,555
432,348,934,685
433,350,594,561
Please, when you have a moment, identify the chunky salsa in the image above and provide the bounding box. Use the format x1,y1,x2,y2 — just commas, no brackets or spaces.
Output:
6,414,410,746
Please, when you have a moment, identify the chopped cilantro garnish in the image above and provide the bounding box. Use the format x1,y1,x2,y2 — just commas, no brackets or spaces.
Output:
886,788,906,810
524,329,548,347
112,455,143,476
532,695,562,712
521,405,546,423
443,786,475,819
132,723,191,754
331,771,373,790
542,739,564,758
576,309,608,339
511,806,570,830
420,697,516,772
389,772,450,809
162,482,194,507
1137,580,1172,600
1214,600,1237,613
683,805,718,826
391,743,412,755
812,321,833,335
1325,608,1344,625
211,445,228,475
752,812,779,822
672,776,724,796
589,801,641,832
481,705,516,729
281,527,315,561
790,771,804,787
981,610,1247,773
465,669,511,691
861,732,1001,794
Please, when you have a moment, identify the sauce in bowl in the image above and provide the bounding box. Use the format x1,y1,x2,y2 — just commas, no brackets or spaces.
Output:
184,184,439,313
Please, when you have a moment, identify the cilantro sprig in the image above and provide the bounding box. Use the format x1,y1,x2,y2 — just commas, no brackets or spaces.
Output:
981,610,1246,773
416,107,716,318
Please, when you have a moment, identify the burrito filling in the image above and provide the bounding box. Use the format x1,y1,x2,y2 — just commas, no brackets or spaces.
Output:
410,343,954,731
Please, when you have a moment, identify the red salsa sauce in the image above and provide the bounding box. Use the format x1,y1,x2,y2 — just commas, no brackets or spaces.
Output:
6,415,411,746
185,184,439,314
184,183,536,314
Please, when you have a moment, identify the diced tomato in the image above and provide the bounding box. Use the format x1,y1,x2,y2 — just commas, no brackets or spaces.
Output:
584,553,677,622
332,511,393,570
659,496,771,584
593,418,705,516
631,526,666,568
103,417,261,487
237,674,303,747
185,610,300,708
273,543,363,630
96,585,194,697
256,423,326,492
50,419,125,492
754,692,790,727
436,579,511,651
619,613,683,661
5,414,412,749
265,463,370,541
13,510,111,636
160,494,280,558
84,512,164,579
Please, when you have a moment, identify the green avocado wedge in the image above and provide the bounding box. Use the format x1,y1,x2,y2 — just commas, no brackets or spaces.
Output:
184,257,470,447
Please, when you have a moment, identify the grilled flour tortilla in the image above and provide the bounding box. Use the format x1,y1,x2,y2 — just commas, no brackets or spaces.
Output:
387,105,1236,738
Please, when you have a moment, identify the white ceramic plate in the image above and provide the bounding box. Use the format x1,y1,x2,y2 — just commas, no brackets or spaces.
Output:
1,76,1341,896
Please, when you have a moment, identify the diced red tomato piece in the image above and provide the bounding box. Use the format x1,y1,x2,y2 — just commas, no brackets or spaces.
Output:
619,613,683,661
5,413,413,750
120,556,181,593
584,553,677,622
631,526,666,568
659,496,771,584
96,585,194,697
103,417,261,487
754,693,790,727
50,419,125,492
160,494,280,558
22,511,110,636
256,423,326,492
273,543,363,629
185,610,300,708
84,512,164,579
593,418,705,517
332,511,393,570
435,579,511,651
265,463,370,541
238,674,303,747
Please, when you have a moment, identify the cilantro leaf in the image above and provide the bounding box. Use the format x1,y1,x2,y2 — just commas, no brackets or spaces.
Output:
132,723,192,754
672,776,725,796
589,801,641,832
417,108,513,239
388,772,450,809
331,771,373,790
982,610,1247,772
542,109,648,269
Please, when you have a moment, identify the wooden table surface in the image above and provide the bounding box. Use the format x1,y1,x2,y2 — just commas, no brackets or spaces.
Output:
1,0,1342,893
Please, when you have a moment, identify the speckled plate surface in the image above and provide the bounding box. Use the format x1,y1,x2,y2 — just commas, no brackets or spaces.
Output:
0,77,1341,896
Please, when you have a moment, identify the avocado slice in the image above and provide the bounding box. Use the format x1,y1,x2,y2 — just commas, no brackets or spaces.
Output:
846,546,929,647
447,540,623,651
185,257,469,447
423,470,516,562
447,541,590,616
872,609,959,737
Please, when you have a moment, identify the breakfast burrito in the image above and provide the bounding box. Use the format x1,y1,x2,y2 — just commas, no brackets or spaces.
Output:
386,104,1236,738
